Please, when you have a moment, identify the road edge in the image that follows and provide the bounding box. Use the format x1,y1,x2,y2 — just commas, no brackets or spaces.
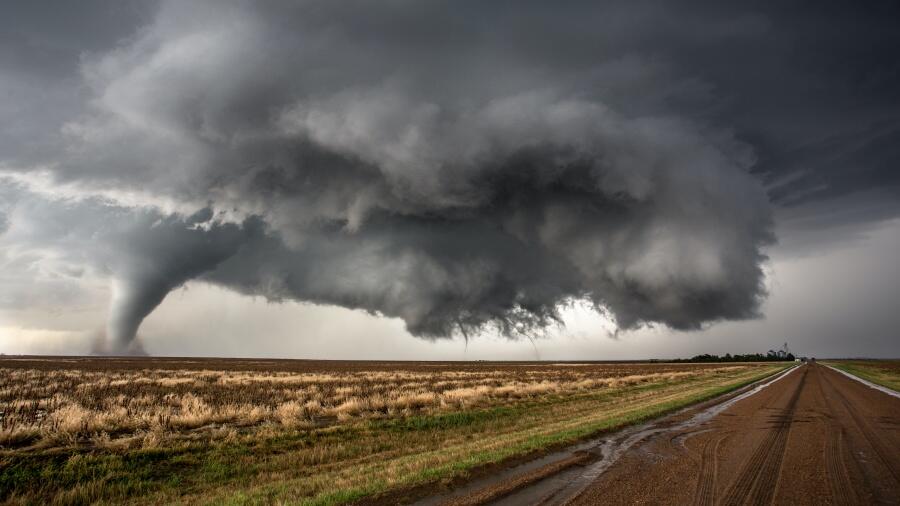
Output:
823,364,900,400
404,364,797,506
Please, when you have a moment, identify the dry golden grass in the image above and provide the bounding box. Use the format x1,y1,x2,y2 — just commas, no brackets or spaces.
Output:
1,360,737,450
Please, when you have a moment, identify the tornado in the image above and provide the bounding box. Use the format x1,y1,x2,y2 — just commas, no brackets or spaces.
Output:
104,277,173,354
98,210,252,353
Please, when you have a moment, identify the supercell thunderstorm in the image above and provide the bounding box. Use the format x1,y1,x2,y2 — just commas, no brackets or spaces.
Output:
0,1,778,351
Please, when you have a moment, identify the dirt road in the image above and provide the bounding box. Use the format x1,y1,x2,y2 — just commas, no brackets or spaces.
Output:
568,363,900,505
422,363,899,506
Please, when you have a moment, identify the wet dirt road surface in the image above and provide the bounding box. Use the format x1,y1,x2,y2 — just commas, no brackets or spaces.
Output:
567,363,900,505
421,363,899,506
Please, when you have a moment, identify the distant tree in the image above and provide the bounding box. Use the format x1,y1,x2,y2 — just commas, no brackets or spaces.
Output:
675,350,797,363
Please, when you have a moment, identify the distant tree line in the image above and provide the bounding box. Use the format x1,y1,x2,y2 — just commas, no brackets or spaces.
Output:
672,351,796,363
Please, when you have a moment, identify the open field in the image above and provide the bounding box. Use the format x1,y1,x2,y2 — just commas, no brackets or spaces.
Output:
823,359,900,391
0,357,787,505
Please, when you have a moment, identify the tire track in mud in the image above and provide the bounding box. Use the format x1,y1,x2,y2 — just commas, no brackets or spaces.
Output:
820,368,900,486
564,364,898,506
692,434,725,506
815,366,859,505
720,367,807,506
824,427,857,505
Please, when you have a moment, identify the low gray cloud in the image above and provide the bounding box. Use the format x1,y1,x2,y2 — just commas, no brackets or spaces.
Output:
1,1,898,353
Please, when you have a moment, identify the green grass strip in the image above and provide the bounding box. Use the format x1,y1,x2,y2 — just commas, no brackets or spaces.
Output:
216,365,787,506
824,360,900,392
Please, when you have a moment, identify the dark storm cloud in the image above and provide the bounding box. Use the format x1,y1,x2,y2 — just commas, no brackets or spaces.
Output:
1,0,897,351
0,1,157,162
685,2,900,212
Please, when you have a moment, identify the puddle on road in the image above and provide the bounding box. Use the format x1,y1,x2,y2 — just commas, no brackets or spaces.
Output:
416,364,801,506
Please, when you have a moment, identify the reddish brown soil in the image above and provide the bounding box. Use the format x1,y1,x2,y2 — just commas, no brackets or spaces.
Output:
570,363,900,505
442,452,597,506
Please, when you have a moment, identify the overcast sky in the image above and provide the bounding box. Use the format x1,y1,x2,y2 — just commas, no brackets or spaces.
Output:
1,1,898,359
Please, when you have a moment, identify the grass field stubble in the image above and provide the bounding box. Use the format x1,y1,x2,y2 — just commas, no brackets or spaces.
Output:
0,359,788,505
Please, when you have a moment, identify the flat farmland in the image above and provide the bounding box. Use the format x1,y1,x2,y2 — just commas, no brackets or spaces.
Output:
824,359,900,391
0,357,787,505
